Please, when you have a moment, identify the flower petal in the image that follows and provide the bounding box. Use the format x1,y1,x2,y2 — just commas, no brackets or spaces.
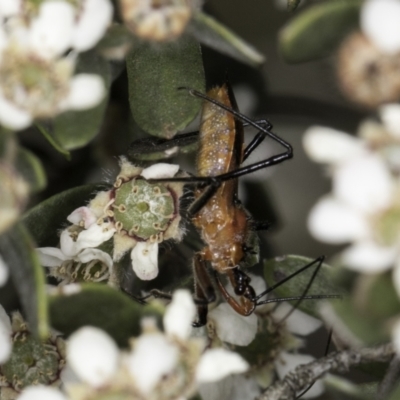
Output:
60,229,79,257
29,1,75,58
0,254,8,286
65,74,105,111
275,352,324,398
0,93,32,130
141,163,180,179
303,126,365,164
196,348,249,383
0,0,22,17
75,223,116,253
77,248,113,269
361,0,400,54
341,241,396,273
333,154,393,214
131,242,158,280
209,303,258,346
307,196,370,244
67,326,119,387
126,333,178,394
17,386,66,400
273,303,322,336
163,289,196,340
72,0,112,51
36,247,68,267
380,103,400,138
0,305,11,363
67,206,97,229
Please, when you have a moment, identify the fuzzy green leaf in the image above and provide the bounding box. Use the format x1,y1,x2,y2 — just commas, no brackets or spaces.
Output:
263,255,342,317
50,51,111,150
16,147,47,192
188,12,265,67
279,0,362,63
23,183,110,247
126,35,204,138
49,283,163,346
0,224,48,338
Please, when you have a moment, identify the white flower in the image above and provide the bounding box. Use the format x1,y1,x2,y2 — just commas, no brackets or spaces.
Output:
17,386,67,400
304,123,400,289
0,0,110,130
67,326,120,388
361,0,400,54
126,333,179,394
0,304,12,363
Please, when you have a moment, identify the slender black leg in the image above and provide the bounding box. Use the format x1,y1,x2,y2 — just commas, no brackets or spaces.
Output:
243,119,273,161
187,183,220,218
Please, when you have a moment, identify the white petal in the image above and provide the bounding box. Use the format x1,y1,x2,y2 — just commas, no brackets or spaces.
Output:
126,333,178,394
391,318,400,355
72,0,112,51
196,348,249,383
333,154,394,214
209,303,258,346
303,126,365,164
75,223,116,252
67,326,119,387
361,0,400,54
36,247,68,267
341,241,396,273
65,74,105,110
0,93,32,130
163,289,196,340
67,206,97,229
0,254,8,286
131,242,158,280
273,303,322,336
29,1,75,58
17,386,66,400
141,163,180,179
0,0,21,17
0,305,11,363
60,229,79,257
77,248,113,269
307,197,370,244
380,104,400,138
275,352,324,398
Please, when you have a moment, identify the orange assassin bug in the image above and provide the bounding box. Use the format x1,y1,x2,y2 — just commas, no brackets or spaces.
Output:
132,82,339,326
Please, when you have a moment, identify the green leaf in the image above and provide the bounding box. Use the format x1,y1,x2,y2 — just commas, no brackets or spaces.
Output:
279,0,362,63
51,51,111,150
23,183,110,247
332,298,389,345
187,12,265,67
263,255,342,317
35,123,71,159
325,375,376,400
126,35,205,138
388,383,400,400
0,224,48,338
97,23,136,60
49,283,163,346
16,147,47,192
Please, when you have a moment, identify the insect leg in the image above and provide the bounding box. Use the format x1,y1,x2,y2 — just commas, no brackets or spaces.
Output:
192,253,217,327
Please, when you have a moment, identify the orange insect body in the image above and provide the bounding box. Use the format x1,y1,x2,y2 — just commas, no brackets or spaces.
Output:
192,84,255,315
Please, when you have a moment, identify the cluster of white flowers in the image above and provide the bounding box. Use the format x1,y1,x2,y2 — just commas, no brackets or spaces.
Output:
0,0,112,130
37,161,185,285
304,104,400,351
14,290,249,400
